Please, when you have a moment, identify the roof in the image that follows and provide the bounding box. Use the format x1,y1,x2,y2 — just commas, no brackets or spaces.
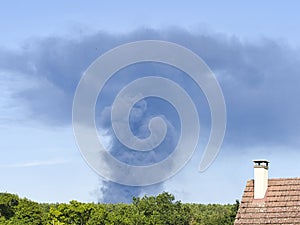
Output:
235,178,300,225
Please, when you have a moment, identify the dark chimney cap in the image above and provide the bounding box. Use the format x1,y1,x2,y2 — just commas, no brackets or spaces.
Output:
253,159,269,168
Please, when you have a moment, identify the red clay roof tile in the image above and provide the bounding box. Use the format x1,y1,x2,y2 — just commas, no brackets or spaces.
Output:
235,178,300,224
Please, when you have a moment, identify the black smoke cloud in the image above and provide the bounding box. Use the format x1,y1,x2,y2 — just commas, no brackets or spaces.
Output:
97,97,179,203
1,28,300,202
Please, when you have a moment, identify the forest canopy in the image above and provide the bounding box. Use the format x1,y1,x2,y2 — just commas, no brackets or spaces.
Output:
0,192,239,225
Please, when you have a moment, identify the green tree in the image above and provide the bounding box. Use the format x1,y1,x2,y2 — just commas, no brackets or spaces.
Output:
86,204,108,225
0,193,19,220
0,191,239,225
12,198,44,225
47,201,94,225
133,192,191,225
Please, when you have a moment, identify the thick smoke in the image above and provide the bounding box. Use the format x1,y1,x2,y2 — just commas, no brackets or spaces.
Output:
96,98,179,203
1,28,300,202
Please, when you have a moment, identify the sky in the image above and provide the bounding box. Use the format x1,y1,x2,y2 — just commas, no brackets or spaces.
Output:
1,0,300,204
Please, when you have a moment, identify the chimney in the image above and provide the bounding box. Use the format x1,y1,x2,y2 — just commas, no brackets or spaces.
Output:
253,160,269,199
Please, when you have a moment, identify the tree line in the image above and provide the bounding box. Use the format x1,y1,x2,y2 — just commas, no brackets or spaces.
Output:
0,192,239,225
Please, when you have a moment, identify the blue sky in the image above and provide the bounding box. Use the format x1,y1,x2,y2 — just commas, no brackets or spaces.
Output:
1,0,300,203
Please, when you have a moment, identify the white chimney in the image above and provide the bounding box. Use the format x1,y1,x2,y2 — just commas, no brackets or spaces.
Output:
253,160,269,199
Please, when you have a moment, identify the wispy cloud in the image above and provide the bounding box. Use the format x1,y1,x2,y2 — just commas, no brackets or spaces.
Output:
0,158,70,168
